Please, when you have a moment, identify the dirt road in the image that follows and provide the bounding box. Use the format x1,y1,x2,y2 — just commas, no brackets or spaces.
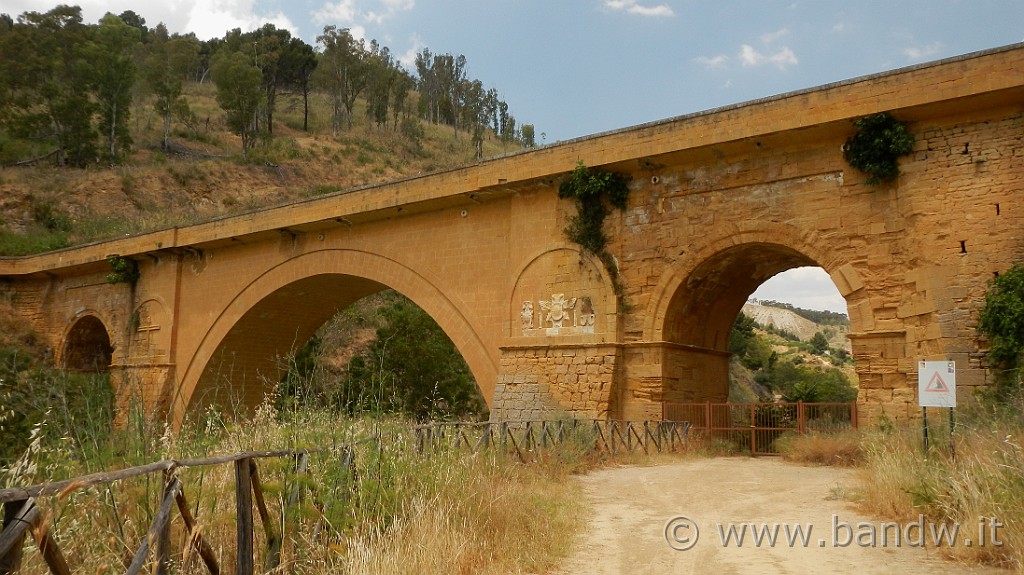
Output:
556,457,1005,574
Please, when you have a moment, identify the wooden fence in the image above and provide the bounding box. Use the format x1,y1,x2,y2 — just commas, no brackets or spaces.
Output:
414,419,691,460
0,441,369,575
0,419,690,574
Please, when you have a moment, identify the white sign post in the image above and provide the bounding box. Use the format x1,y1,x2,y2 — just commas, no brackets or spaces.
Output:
918,360,956,455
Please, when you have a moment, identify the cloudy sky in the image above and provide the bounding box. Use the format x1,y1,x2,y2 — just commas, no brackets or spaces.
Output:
6,0,1023,313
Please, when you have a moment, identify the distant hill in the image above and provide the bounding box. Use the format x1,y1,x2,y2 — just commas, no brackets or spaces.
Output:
741,302,851,352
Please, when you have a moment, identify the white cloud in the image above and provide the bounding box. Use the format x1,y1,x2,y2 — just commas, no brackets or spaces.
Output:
313,0,358,25
739,44,763,66
604,0,674,17
739,44,797,69
832,22,846,33
185,0,297,39
396,33,425,68
366,0,415,24
760,28,789,44
903,41,942,61
314,0,414,28
694,54,729,69
752,267,847,314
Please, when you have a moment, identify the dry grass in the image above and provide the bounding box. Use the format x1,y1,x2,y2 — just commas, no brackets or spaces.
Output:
856,412,1024,571
776,430,864,467
4,402,586,575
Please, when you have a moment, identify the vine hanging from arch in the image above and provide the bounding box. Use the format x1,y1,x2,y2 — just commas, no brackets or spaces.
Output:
557,161,630,300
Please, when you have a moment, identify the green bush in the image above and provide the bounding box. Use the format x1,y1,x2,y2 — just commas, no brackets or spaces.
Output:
842,112,915,185
978,262,1024,392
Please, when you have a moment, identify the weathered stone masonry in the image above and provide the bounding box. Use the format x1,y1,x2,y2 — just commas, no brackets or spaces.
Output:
2,44,1023,426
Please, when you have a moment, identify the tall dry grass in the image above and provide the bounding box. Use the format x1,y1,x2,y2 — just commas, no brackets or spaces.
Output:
856,404,1024,571
2,398,586,575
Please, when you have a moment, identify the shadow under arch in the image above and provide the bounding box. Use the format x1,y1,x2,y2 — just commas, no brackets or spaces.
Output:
172,249,495,425
62,314,114,372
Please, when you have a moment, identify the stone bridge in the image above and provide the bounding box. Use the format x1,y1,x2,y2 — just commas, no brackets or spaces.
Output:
3,45,1023,425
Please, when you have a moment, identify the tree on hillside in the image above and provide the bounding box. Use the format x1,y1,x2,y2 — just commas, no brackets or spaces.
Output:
315,26,368,134
92,13,140,161
342,295,485,420
497,100,517,143
248,24,295,136
278,36,317,131
460,79,494,158
520,123,536,147
810,331,829,355
364,40,397,129
729,312,758,356
0,6,98,167
116,9,147,40
210,50,263,160
390,72,414,129
142,24,200,149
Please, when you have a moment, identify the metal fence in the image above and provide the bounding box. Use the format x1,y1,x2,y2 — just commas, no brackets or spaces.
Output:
662,401,858,455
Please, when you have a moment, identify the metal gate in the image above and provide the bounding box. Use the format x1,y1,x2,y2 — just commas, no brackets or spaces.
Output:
662,401,858,455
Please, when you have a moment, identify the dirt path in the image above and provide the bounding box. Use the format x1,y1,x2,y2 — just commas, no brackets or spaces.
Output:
556,457,1005,574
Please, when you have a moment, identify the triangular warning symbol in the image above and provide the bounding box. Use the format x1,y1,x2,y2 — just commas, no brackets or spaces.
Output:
925,372,949,392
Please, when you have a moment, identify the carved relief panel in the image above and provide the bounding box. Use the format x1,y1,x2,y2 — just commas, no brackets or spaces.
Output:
510,248,614,339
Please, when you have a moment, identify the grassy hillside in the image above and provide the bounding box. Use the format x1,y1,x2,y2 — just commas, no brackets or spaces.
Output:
0,81,524,255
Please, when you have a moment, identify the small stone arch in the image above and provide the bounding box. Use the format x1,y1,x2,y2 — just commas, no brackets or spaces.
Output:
645,224,858,343
621,225,868,419
63,314,113,372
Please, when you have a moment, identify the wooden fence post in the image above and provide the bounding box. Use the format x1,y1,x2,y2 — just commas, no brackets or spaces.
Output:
0,499,34,574
126,477,180,575
31,510,71,575
174,488,221,575
156,473,174,575
235,458,254,575
248,461,281,571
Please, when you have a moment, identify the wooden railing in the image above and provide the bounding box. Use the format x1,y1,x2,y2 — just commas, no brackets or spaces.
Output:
0,418,691,574
0,441,370,575
414,419,691,460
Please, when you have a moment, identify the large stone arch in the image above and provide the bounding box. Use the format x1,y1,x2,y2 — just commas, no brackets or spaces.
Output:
621,224,872,419
62,313,114,372
171,249,494,424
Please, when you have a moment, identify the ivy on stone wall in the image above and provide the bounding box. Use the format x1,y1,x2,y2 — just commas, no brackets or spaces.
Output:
842,112,915,185
558,162,630,301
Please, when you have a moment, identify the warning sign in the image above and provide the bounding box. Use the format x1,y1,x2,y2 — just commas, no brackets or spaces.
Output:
918,360,956,408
